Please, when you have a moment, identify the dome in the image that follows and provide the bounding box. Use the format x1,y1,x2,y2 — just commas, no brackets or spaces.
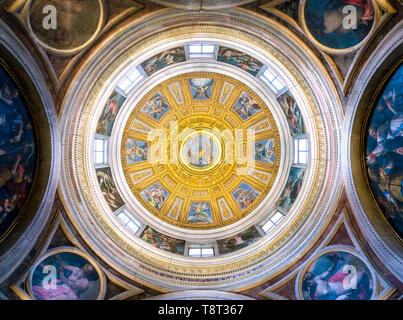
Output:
58,9,342,291
115,71,283,233
0,0,400,302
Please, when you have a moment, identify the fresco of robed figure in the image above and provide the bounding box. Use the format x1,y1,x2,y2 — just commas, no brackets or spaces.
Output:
277,167,306,211
141,47,186,76
304,0,375,50
0,66,36,239
217,47,263,76
217,227,261,255
96,91,126,136
301,251,373,300
141,226,185,255
30,251,101,300
277,91,304,136
366,64,403,238
96,167,124,211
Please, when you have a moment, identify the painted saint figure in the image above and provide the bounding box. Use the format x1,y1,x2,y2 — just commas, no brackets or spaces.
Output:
254,139,275,164
277,92,304,136
96,168,124,211
96,91,125,136
302,252,373,300
31,252,100,300
277,168,305,211
304,0,375,49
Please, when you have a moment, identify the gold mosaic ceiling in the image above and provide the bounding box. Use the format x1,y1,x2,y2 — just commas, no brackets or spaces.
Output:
121,72,281,229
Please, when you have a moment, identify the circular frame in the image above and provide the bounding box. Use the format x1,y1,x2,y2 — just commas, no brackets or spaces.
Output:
179,130,222,172
295,246,377,300
27,247,106,300
299,0,380,54
24,0,105,56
